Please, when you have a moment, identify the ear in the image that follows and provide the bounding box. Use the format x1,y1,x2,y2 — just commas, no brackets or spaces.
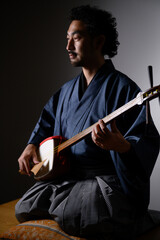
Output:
94,35,106,52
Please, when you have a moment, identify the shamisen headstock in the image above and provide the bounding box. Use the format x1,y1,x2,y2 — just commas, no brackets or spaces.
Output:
138,85,160,105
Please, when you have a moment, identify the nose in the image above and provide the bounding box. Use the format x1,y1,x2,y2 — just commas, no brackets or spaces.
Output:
66,38,75,51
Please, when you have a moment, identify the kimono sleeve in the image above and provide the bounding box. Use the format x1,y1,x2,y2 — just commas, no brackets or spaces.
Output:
27,89,61,146
110,80,160,209
115,105,159,180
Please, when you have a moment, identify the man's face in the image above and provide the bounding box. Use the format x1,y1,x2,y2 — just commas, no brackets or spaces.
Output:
66,20,96,67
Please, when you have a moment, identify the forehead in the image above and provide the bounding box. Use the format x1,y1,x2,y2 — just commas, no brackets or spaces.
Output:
67,20,88,36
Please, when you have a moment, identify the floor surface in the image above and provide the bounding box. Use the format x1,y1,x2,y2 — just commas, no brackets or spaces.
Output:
0,199,19,234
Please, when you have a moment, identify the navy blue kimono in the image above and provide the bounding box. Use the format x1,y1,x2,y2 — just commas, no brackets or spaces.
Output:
15,60,159,239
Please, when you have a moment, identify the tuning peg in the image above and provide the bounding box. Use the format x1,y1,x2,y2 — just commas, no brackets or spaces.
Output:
148,66,160,105
148,65,153,88
146,66,154,126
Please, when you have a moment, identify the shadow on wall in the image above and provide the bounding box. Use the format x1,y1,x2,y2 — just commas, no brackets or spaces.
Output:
1,1,80,204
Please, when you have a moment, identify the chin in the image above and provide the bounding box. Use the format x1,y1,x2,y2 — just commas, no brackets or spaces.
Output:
70,61,82,67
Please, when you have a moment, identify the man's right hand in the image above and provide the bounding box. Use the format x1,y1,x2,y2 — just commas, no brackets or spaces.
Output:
18,144,39,176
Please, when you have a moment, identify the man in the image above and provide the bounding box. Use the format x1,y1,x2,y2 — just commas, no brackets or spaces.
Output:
15,5,159,240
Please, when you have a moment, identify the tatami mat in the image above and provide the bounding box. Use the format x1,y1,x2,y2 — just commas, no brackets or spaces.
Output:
0,199,19,234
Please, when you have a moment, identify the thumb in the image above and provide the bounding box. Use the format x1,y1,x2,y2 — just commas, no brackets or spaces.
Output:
33,154,40,165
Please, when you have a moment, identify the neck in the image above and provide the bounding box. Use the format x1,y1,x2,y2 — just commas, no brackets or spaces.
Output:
82,58,105,86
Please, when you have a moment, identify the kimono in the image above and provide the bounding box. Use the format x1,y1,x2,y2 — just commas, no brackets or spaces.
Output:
15,60,159,239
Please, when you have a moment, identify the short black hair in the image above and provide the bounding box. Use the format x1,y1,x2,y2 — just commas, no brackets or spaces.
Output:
69,5,120,58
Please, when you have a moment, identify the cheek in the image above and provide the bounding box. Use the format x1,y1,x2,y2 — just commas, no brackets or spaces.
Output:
76,40,93,57
76,40,87,52
84,41,94,53
80,44,91,55
76,42,83,52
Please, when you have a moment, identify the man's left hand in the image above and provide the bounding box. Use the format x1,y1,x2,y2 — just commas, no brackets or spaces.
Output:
92,119,131,153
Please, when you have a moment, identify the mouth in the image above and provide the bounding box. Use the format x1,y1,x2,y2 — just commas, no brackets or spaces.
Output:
68,51,77,59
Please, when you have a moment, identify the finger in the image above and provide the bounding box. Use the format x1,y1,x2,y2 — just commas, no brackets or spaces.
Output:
33,154,40,165
18,167,26,176
91,126,97,141
92,126,99,143
18,158,25,173
19,169,28,175
92,127,104,146
98,120,110,134
93,123,104,138
23,160,31,176
92,129,108,150
32,147,39,165
110,120,119,133
18,160,29,176
19,157,31,176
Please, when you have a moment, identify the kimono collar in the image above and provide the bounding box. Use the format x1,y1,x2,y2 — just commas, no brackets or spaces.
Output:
99,59,115,73
79,59,115,99
81,59,115,85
